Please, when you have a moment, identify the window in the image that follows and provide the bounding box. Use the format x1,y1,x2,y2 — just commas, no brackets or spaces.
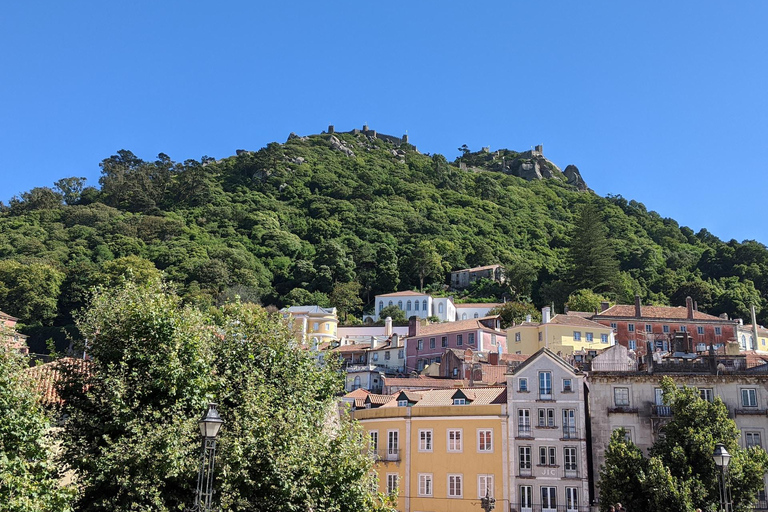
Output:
538,408,555,427
563,379,573,392
453,398,466,405
520,486,533,511
519,446,531,470
388,300,393,307
474,313,479,318
541,487,557,510
563,409,576,437
586,332,593,342
610,322,617,330
478,429,493,452
680,325,687,332
417,339,423,351
518,409,531,435
406,300,411,311
539,371,552,398
378,301,383,312
697,326,705,335
422,300,427,311
386,473,398,495
387,430,399,457
742,388,758,407
539,446,556,465
491,333,497,345
447,429,462,452
699,388,714,402
628,339,636,350
746,432,762,448
477,474,494,498
397,301,403,309
614,387,630,407
397,349,404,359
538,331,543,342
663,325,670,333
418,473,433,496
715,327,722,336
313,322,319,330
462,313,468,320
372,353,379,361
441,336,447,347
457,334,463,346
397,399,408,407
601,333,609,343
628,323,635,332
573,331,581,341
419,429,433,452
468,333,475,345
385,351,391,360
369,431,378,452
564,447,577,474
438,303,444,314
519,378,528,392
353,376,361,390
566,487,579,512
414,300,419,311
429,338,435,349
515,332,522,342
615,427,632,443
645,324,652,332
447,474,463,498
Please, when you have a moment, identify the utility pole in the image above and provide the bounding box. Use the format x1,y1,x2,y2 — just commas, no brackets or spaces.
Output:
480,490,496,511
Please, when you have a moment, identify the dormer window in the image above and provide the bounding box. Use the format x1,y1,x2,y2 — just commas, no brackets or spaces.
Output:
453,398,466,405
398,400,408,407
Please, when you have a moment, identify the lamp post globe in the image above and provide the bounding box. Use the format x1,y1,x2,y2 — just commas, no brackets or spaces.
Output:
713,443,731,469
713,443,732,512
199,403,224,439
193,403,224,512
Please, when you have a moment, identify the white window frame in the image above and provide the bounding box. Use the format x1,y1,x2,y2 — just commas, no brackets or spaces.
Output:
387,430,399,457
447,474,463,498
477,429,493,452
563,378,573,392
601,333,608,343
586,332,593,342
628,323,635,332
518,377,528,392
453,398,466,405
519,446,531,470
663,325,670,333
564,446,578,472
745,431,762,448
386,473,399,495
447,429,463,452
477,474,494,498
520,485,533,511
742,388,758,407
369,430,379,453
715,326,722,335
614,387,630,407
573,331,581,341
541,486,557,511
418,473,433,497
697,326,705,335
418,429,433,452
628,339,636,350
699,388,714,402
566,487,579,512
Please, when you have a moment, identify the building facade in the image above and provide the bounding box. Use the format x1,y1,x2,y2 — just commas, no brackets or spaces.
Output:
507,308,614,357
280,305,339,345
450,264,505,289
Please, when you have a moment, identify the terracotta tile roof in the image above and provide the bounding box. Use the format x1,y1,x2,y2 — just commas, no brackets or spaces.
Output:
501,353,530,362
328,343,370,353
344,388,371,400
281,305,336,315
564,311,595,318
455,303,503,309
366,393,395,405
597,304,727,321
377,290,426,297
381,387,506,407
454,264,502,272
0,310,19,321
25,357,88,406
479,365,509,385
548,314,613,329
382,375,468,389
740,325,768,337
742,350,768,368
413,316,501,336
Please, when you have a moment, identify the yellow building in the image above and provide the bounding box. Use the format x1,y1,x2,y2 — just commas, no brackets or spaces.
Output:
507,308,614,357
280,305,338,345
354,387,507,512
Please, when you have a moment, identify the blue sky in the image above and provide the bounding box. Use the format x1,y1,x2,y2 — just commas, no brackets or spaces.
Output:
2,2,767,243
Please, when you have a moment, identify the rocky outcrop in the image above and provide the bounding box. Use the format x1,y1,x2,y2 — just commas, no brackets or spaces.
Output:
563,164,588,191
328,135,356,158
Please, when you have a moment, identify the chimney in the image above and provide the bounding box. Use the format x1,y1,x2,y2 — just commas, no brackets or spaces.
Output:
385,316,393,336
525,314,532,323
738,318,744,326
488,352,499,365
564,305,570,314
464,348,473,362
694,300,698,311
600,301,610,312
752,305,759,348
634,295,642,318
371,336,379,350
542,307,550,324
408,316,420,337
392,333,399,347
686,296,694,320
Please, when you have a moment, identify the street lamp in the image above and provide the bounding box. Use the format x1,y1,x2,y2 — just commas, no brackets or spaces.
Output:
193,403,224,512
713,443,732,512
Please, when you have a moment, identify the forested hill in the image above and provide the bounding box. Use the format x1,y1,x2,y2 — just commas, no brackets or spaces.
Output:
2,129,767,352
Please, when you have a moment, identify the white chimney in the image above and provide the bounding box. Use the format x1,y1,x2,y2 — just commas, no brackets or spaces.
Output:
392,333,399,347
525,314,532,323
385,316,393,336
542,307,550,324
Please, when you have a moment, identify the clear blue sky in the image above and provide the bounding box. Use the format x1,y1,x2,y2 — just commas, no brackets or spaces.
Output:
2,2,767,243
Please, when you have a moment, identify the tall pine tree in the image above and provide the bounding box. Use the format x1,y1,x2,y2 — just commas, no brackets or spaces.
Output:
566,202,621,294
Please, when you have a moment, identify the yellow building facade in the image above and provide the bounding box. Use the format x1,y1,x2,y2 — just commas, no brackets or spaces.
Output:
507,310,614,357
280,305,338,344
354,388,507,512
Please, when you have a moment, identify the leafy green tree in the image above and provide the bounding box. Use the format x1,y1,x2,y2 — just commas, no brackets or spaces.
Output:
99,255,163,287
377,304,407,325
0,261,65,325
54,177,87,205
330,281,363,323
566,202,621,293
408,241,446,292
0,346,74,511
566,289,608,313
488,301,539,329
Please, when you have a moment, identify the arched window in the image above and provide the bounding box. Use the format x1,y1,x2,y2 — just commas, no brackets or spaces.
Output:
406,300,412,311
462,313,468,320
378,301,383,312
398,301,403,310
474,313,479,319
742,334,747,348
438,303,444,314
353,376,361,390
422,300,427,312
414,301,420,311
388,300,393,307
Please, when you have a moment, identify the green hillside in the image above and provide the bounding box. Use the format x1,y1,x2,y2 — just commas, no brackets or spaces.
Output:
1,130,766,352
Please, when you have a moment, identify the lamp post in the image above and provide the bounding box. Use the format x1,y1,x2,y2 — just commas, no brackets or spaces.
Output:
713,443,732,512
193,403,224,512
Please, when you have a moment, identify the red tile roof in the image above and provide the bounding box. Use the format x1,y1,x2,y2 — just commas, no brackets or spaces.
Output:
377,290,426,297
344,388,371,400
25,357,89,406
548,314,614,329
381,387,506,407
597,304,728,321
501,353,530,362
383,375,469,389
413,316,501,336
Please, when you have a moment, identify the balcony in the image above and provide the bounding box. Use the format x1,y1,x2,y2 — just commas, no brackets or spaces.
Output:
518,425,532,438
516,506,590,512
539,388,553,401
374,449,401,462
562,426,578,440
607,406,638,414
564,467,579,479
518,467,533,478
650,404,672,417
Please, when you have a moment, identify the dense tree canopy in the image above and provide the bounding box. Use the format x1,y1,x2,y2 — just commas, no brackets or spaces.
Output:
0,133,767,351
